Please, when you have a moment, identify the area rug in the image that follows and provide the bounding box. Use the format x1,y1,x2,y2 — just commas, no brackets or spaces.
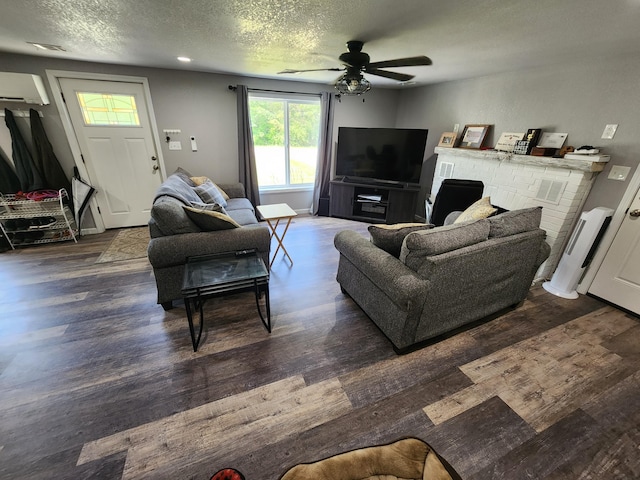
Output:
95,227,150,263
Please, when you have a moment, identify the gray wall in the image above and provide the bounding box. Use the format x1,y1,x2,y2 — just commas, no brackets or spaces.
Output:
397,54,640,215
0,52,401,214
3,51,638,222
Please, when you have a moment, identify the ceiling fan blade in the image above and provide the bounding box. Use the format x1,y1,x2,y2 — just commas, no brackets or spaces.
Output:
278,67,343,74
367,69,415,82
367,56,432,69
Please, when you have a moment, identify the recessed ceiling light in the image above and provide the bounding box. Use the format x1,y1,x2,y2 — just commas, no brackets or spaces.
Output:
177,56,192,63
28,42,66,51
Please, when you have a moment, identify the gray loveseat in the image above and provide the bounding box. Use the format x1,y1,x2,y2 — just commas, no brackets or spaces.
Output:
334,207,550,353
147,170,270,309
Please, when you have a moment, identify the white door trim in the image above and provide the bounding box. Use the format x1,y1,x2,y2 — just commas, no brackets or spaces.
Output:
45,69,167,233
578,163,640,294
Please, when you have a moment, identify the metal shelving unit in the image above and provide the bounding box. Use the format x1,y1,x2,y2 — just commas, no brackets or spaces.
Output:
0,189,78,249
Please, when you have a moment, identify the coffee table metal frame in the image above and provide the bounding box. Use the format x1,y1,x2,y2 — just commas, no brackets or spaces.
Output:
256,203,297,268
181,251,270,352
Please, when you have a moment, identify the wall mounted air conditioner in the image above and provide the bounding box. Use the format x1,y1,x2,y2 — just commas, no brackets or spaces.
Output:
0,72,50,105
543,207,614,299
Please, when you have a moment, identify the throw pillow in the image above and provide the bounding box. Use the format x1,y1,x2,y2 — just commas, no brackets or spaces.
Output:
183,205,240,231
172,167,196,186
213,184,230,201
190,176,209,186
489,206,542,238
454,196,498,224
368,223,433,257
400,219,490,270
189,201,225,213
193,179,228,208
190,176,230,200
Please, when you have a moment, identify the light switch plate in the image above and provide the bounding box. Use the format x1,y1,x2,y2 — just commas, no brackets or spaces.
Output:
169,141,182,151
608,165,630,181
602,124,618,139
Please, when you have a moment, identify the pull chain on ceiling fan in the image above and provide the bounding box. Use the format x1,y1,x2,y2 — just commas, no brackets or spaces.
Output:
278,40,432,95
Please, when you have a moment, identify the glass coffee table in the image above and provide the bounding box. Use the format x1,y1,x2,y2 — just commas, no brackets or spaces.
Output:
181,250,270,351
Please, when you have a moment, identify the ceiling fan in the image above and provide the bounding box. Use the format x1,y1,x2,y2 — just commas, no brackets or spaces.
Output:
278,40,432,95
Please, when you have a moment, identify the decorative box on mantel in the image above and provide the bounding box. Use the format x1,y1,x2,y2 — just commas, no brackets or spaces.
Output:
432,147,609,279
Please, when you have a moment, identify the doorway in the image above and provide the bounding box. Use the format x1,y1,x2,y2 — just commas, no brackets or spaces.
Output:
47,71,165,231
588,185,640,315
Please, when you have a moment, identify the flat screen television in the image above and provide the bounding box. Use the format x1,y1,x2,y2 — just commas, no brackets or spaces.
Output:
335,127,428,185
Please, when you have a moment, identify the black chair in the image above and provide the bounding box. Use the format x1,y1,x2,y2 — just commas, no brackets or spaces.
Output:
429,179,484,226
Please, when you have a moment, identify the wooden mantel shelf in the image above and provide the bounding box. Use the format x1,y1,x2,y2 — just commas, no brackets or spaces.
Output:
434,147,608,173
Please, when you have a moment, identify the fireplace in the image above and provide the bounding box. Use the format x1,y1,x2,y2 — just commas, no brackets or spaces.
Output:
432,147,608,278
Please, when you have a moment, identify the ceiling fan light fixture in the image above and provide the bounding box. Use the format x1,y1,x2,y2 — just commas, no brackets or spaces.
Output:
335,75,371,95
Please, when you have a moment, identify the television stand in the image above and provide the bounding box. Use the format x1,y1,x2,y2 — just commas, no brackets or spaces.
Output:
341,176,408,189
329,179,420,224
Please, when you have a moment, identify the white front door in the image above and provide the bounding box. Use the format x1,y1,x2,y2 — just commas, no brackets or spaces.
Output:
589,189,640,315
59,78,162,229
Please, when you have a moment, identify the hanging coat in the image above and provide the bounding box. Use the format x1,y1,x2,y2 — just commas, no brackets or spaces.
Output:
4,108,45,192
30,109,72,194
0,148,21,194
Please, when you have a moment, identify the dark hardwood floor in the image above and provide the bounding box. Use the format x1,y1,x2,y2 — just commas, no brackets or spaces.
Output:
1,215,639,479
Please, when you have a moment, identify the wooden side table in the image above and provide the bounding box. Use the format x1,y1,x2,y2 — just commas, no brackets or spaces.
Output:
256,203,297,268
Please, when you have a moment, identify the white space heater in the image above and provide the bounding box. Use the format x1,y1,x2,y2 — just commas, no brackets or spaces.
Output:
543,207,614,299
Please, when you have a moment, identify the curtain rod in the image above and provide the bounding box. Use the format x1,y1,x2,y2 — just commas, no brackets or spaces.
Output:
228,85,322,97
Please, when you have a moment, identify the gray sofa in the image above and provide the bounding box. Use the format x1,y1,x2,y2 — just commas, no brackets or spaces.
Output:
334,207,550,353
147,170,270,309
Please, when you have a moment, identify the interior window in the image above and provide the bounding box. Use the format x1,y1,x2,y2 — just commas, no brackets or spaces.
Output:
248,93,320,189
76,92,141,126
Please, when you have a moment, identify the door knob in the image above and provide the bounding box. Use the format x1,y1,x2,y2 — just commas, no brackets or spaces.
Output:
152,165,159,171
630,209,640,217
151,155,157,161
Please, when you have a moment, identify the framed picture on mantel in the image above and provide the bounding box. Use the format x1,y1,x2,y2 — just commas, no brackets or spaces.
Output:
437,132,457,147
457,124,491,149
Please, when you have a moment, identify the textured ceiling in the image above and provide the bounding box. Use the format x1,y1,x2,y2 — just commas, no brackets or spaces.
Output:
2,0,640,88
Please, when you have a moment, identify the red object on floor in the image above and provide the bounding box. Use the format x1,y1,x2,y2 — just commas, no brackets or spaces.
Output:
210,468,245,480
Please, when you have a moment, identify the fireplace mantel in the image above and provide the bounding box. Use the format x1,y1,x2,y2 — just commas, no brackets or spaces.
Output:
434,147,608,173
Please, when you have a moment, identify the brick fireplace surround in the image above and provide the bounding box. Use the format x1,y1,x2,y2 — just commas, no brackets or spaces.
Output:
432,147,608,279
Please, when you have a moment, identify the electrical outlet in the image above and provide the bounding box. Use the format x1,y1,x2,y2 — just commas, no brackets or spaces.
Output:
453,123,460,134
608,165,630,181
169,141,182,151
601,124,618,139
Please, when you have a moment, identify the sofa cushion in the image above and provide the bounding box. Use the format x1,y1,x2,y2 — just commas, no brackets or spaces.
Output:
400,219,490,270
489,207,542,238
227,209,259,226
172,167,196,186
225,197,255,212
151,196,201,235
454,196,497,224
183,205,241,230
193,179,228,207
191,176,230,200
368,223,433,257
